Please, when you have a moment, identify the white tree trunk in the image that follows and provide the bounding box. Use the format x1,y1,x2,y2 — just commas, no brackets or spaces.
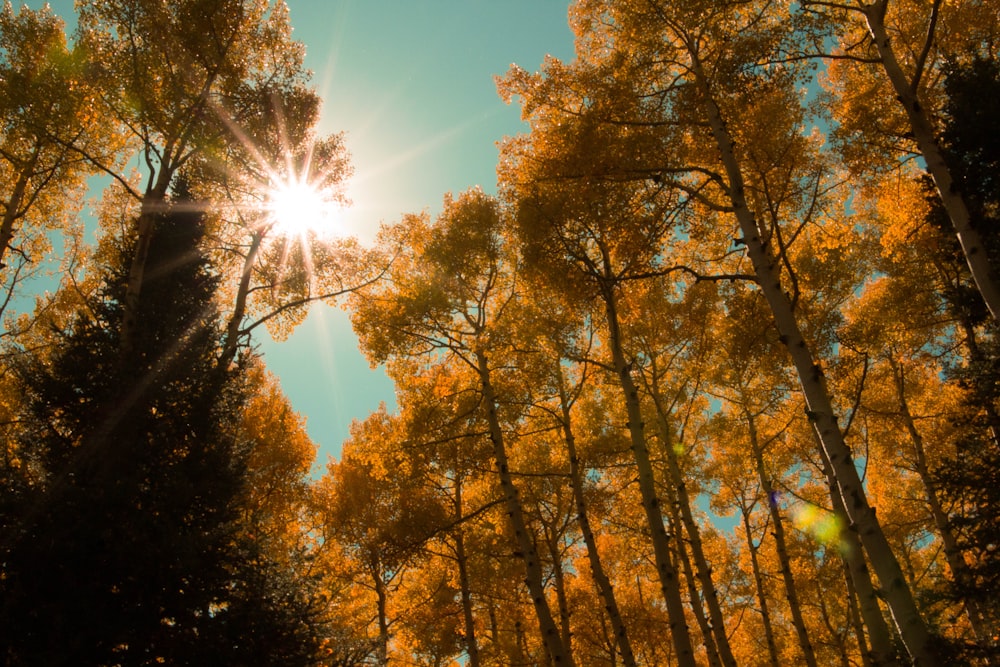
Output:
864,1,1000,325
691,57,940,666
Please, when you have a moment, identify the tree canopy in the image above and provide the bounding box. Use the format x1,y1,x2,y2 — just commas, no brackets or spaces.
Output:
1,1,999,665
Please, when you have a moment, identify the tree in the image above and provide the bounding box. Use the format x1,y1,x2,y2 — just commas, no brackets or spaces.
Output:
500,1,940,661
74,0,314,357
703,282,864,666
0,2,120,323
501,88,702,665
843,53,1000,659
806,0,1000,323
316,412,447,667
375,357,505,667
515,299,640,667
0,185,316,666
193,84,382,367
630,280,740,667
928,67,1000,623
350,189,574,665
224,359,335,666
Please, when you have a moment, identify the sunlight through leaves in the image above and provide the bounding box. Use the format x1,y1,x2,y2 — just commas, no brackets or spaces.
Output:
266,173,347,240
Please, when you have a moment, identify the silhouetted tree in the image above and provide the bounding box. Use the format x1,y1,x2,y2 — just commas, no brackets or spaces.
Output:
0,184,322,666
926,56,1000,662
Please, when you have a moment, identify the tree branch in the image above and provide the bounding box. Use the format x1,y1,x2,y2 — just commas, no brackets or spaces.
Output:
911,0,942,93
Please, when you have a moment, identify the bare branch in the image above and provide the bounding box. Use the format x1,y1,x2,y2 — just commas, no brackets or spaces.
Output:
911,0,942,93
841,353,870,440
619,264,756,284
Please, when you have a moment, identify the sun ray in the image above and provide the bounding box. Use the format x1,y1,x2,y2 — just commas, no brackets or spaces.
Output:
265,172,347,240
208,90,352,244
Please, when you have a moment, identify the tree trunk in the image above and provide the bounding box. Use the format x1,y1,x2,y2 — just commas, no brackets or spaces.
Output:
0,146,41,270
862,1,1000,325
819,592,854,667
514,619,531,666
843,549,876,667
545,523,574,656
453,481,481,667
375,571,390,667
692,53,939,666
669,495,723,667
599,273,698,667
890,358,995,649
221,229,265,367
594,611,619,667
556,369,638,667
476,351,574,666
650,385,736,667
746,412,818,667
739,500,781,666
817,439,902,667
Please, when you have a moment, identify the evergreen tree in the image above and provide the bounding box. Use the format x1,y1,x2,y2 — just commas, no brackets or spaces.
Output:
928,56,1000,661
0,184,320,666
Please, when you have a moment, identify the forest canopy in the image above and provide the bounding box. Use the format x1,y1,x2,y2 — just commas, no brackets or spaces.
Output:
1,0,999,665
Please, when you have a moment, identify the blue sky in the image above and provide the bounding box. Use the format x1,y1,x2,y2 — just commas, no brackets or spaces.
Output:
270,2,576,469
20,0,576,467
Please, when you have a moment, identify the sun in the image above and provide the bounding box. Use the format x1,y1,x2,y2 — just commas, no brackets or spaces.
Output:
266,175,345,239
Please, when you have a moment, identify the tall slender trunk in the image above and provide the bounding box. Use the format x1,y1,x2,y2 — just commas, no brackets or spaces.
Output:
862,1,1000,325
746,412,818,667
669,496,723,667
453,480,481,667
594,612,619,667
476,352,574,666
220,229,265,367
649,382,736,667
514,619,531,666
598,273,698,667
890,358,995,650
375,570,390,667
817,440,901,666
545,522,574,655
843,550,876,667
488,602,499,649
739,500,781,666
819,592,854,667
555,369,638,667
0,146,41,270
691,53,939,665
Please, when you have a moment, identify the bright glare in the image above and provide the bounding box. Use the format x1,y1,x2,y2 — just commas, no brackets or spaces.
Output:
266,177,344,239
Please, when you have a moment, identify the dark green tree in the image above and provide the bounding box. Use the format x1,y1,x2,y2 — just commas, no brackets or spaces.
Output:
921,56,1000,662
0,184,321,666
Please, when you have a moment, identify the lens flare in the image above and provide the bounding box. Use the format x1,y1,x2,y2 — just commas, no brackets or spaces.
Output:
791,502,849,554
266,175,345,240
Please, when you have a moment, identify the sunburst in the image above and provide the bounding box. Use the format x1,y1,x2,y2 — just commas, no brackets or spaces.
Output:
265,172,346,240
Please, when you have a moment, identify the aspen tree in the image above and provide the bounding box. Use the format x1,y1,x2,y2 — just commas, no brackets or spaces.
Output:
804,0,1000,323
501,1,939,661
350,190,574,666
